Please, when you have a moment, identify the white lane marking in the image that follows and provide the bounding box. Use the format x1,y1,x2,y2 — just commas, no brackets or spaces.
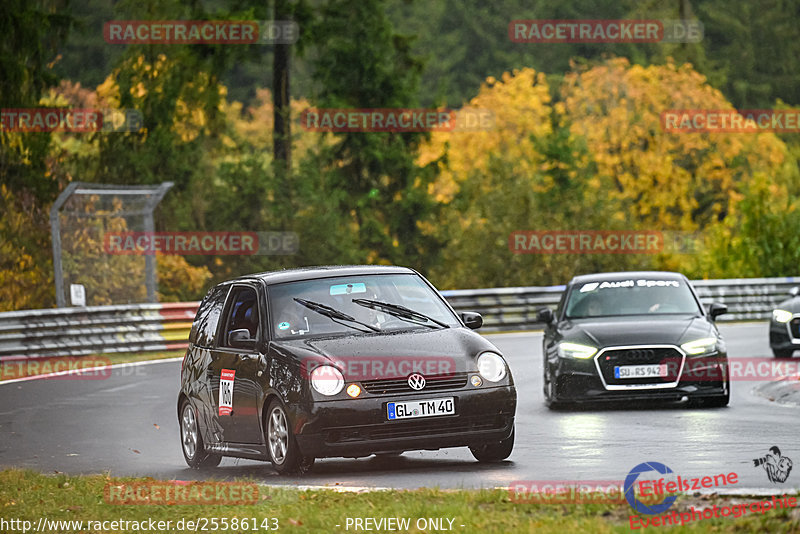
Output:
261,484,395,493
0,357,183,386
494,485,800,496
90,382,144,395
259,484,800,496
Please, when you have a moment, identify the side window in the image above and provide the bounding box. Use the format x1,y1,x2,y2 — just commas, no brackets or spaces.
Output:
220,286,260,348
189,285,227,348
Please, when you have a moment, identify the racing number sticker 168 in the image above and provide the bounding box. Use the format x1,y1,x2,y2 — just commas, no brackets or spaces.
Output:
219,369,236,416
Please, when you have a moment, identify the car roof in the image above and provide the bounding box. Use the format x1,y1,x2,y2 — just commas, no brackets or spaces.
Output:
568,271,687,285
223,265,417,286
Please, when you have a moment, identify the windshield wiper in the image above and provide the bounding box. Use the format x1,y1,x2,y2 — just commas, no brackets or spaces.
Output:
351,298,450,329
293,298,380,333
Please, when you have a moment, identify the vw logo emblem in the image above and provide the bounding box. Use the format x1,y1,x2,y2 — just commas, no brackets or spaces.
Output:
407,373,426,390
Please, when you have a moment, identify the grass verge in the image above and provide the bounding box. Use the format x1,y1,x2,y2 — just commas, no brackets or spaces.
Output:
0,470,798,533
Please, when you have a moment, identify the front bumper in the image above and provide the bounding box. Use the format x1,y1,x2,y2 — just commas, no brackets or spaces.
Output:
549,353,728,404
294,386,516,458
769,319,800,352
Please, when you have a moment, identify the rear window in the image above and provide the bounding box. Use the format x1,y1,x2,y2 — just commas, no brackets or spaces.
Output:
188,285,228,348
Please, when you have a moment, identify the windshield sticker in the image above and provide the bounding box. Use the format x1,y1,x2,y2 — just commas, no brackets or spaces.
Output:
637,279,680,288
580,282,599,292
278,321,290,330
330,283,367,296
581,279,680,292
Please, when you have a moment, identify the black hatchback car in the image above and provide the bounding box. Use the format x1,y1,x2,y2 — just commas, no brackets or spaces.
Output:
538,271,730,408
769,286,800,358
178,265,516,473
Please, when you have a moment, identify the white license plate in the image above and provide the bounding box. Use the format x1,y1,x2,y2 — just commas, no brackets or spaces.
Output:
387,397,455,420
614,364,668,379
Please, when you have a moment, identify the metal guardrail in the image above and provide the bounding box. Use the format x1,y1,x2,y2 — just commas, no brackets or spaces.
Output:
442,276,800,331
0,276,798,359
0,303,197,360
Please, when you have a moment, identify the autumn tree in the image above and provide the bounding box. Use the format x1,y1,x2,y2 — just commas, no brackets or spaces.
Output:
307,0,444,270
422,59,797,288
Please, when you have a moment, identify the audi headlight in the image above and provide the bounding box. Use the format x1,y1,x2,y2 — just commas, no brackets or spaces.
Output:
310,365,344,396
557,342,598,359
680,337,718,356
773,309,793,323
477,352,507,382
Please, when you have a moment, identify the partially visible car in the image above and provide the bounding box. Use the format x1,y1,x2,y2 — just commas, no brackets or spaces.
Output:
769,286,800,358
538,271,730,409
178,265,516,474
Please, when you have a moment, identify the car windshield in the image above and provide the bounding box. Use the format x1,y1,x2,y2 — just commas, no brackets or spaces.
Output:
268,273,460,339
565,278,701,318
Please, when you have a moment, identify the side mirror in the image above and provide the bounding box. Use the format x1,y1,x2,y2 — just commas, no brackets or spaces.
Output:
790,287,799,297
708,303,728,320
537,307,554,324
460,311,483,330
229,328,256,350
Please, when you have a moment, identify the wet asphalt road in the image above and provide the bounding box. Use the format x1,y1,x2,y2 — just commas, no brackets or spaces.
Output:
1,322,798,493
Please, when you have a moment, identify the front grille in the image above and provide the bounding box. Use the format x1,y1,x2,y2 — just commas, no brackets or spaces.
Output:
361,372,468,395
324,415,509,443
598,346,683,386
790,318,800,339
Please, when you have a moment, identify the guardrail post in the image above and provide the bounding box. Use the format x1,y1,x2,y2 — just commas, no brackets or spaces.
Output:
50,182,81,308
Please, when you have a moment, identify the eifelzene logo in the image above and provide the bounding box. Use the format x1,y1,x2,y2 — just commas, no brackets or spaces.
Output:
752,446,793,483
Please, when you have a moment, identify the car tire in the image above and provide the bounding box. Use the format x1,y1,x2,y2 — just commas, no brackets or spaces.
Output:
703,394,729,408
180,400,222,469
773,348,794,358
702,378,730,408
265,398,315,475
544,375,563,409
469,427,514,462
692,375,730,408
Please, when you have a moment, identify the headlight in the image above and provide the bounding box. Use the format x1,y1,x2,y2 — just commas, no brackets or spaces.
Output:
773,309,793,323
477,352,507,382
680,337,718,355
310,365,344,395
557,342,598,359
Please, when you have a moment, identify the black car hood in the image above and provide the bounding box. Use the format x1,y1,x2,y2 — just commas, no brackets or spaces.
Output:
776,296,800,314
270,327,498,374
559,315,715,347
